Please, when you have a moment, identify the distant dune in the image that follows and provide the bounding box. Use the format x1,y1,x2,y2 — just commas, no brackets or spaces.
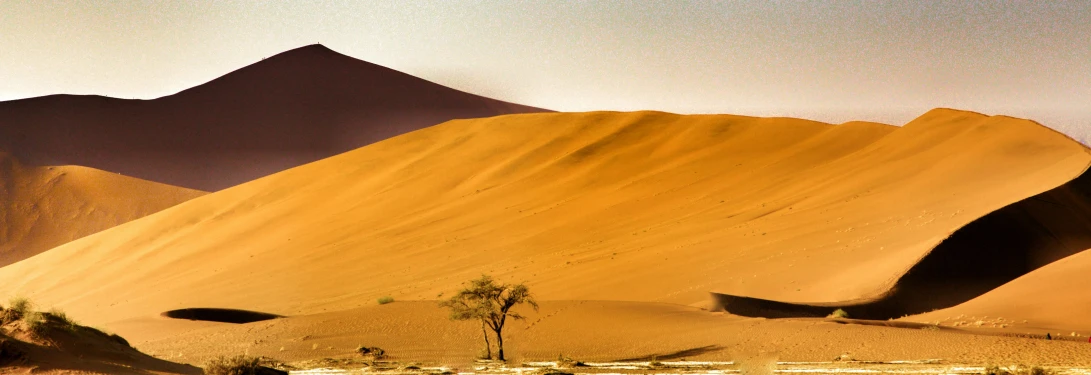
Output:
0,152,203,267
0,108,1086,342
0,44,547,191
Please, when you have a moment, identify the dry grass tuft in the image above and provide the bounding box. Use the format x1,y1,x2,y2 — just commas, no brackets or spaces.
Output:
827,308,849,319
205,355,263,375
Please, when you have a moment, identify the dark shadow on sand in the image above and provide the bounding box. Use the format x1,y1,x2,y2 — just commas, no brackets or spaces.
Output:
161,308,282,324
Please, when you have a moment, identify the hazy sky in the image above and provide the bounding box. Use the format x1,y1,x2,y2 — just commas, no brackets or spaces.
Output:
1,1,1088,137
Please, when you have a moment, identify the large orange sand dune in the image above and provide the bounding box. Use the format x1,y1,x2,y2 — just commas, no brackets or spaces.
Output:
0,109,1086,342
0,152,203,267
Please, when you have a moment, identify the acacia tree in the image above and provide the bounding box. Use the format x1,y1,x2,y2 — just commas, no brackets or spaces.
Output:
439,275,537,361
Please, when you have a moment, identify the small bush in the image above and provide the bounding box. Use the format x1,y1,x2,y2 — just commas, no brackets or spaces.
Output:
982,364,1054,375
648,356,664,368
205,355,262,375
48,308,79,331
1029,367,1052,375
377,296,395,305
827,308,849,319
557,354,585,367
356,345,385,359
24,312,46,335
2,297,32,324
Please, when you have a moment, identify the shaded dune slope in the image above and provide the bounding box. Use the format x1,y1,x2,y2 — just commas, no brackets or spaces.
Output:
905,232,1091,332
0,44,546,191
0,110,1086,337
712,149,1091,320
0,312,198,374
0,153,203,267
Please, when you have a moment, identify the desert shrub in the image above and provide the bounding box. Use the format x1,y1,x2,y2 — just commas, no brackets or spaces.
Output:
377,296,395,305
47,308,79,331
827,308,849,319
24,312,46,335
205,355,262,375
557,354,585,367
982,364,1054,375
984,365,1018,375
1028,367,1052,375
1,297,32,324
356,345,385,359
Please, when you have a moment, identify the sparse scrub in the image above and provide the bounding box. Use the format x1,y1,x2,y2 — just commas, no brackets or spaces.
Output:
2,297,32,324
827,308,849,319
556,354,585,367
205,355,262,375
356,345,385,359
982,364,1054,375
48,308,79,331
24,312,46,335
377,296,395,305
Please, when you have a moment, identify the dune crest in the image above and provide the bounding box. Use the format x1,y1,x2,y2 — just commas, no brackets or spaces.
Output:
0,44,547,191
0,152,204,267
0,110,1086,341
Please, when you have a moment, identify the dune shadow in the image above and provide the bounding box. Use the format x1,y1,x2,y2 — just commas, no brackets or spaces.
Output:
613,345,725,361
161,308,282,324
713,167,1091,320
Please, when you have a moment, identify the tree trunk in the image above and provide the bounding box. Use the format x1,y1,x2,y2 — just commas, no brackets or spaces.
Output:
481,320,492,359
495,329,505,361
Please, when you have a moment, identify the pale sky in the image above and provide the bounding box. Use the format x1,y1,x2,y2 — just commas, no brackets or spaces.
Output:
1,1,1088,139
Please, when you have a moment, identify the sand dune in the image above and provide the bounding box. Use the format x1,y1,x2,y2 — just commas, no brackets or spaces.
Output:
0,44,546,191
0,109,1086,342
714,156,1091,320
905,243,1091,334
0,152,203,267
0,309,197,374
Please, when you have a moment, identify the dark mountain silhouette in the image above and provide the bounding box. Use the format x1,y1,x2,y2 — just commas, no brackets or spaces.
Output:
0,44,548,191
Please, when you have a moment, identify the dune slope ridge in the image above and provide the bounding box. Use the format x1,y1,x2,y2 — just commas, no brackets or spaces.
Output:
0,110,1086,336
0,44,546,191
713,141,1091,319
904,227,1091,332
0,153,203,267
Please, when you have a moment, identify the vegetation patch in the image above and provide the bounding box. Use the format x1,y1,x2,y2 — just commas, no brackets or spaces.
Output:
982,365,1054,375
556,354,585,367
1,297,32,325
827,308,850,319
205,354,288,375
